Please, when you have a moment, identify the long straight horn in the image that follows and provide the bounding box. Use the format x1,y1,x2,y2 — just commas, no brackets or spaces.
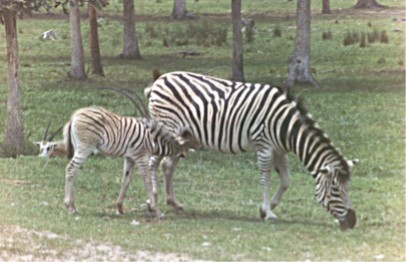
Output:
43,120,51,141
48,126,64,142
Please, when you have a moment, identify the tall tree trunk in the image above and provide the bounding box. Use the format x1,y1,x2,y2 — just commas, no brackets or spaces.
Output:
231,0,244,82
172,0,187,19
88,4,104,76
120,0,141,59
69,0,87,79
3,9,24,157
322,0,331,14
353,0,386,8
285,0,319,88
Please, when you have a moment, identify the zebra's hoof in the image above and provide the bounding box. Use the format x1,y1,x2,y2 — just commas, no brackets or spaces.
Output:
116,203,124,215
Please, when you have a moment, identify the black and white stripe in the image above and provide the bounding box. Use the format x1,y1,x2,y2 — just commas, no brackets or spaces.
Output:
63,107,190,216
146,71,358,229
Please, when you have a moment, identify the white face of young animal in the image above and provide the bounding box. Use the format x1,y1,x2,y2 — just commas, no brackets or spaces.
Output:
35,141,58,158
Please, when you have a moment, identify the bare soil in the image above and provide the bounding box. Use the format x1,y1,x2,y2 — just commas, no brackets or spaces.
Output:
0,224,192,261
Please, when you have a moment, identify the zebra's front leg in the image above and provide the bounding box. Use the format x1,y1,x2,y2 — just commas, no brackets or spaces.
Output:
162,156,183,210
271,153,289,210
257,149,278,222
116,157,135,215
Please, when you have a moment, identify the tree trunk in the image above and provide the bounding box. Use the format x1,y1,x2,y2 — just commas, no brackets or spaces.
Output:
285,0,319,88
172,0,187,19
231,0,244,82
3,8,24,157
120,0,141,59
69,0,87,79
353,0,386,8
88,4,104,76
322,0,331,14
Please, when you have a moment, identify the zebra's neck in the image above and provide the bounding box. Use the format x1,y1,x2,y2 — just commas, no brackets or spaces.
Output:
290,117,346,177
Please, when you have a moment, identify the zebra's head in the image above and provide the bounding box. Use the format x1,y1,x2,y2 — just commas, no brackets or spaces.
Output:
316,159,358,230
35,121,63,158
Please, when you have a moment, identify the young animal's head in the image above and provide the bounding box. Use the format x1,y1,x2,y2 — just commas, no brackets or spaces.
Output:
315,159,359,230
143,119,196,158
35,121,64,158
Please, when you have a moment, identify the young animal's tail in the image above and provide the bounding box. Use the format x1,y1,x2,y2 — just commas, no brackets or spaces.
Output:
64,121,74,159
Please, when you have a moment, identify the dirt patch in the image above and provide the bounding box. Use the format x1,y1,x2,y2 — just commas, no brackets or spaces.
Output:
0,224,192,261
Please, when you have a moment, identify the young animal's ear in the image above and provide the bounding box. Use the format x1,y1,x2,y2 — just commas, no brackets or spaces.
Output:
320,165,334,176
34,141,42,145
347,159,359,168
176,129,193,146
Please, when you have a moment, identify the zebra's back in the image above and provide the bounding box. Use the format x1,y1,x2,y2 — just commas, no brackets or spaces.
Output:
148,71,296,154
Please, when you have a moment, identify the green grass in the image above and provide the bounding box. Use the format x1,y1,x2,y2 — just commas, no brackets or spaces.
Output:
0,0,405,260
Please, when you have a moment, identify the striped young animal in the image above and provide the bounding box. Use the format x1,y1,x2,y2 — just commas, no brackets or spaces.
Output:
63,106,191,215
145,71,359,229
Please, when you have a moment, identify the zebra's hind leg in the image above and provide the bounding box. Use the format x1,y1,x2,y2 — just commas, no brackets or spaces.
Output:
162,156,183,211
64,150,92,214
270,153,289,210
116,157,135,215
257,149,278,222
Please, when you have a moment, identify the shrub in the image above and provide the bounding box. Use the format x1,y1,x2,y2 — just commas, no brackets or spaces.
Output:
322,31,332,40
380,30,389,43
273,25,282,37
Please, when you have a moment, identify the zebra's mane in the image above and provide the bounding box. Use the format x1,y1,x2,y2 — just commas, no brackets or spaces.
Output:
280,87,351,182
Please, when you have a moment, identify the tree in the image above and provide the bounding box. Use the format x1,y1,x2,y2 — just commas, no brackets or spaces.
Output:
69,0,87,79
172,0,187,19
120,0,141,59
231,0,244,82
88,3,104,76
285,0,319,88
353,0,387,8
0,1,52,156
322,0,331,14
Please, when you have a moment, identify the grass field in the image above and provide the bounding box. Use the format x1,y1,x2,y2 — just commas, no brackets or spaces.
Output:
0,0,405,260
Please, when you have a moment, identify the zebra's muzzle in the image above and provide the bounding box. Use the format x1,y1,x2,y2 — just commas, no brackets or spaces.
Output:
339,208,356,230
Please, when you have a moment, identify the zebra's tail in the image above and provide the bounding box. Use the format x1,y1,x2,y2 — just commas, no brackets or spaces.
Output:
64,121,74,159
144,69,162,98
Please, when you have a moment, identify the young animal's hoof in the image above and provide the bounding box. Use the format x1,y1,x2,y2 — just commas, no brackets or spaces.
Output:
259,207,278,222
66,204,77,214
167,199,183,211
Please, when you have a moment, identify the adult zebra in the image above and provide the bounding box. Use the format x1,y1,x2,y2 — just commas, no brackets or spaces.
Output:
145,71,358,229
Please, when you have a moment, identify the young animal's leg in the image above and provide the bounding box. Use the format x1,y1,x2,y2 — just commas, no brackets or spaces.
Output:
256,149,278,221
116,157,135,214
64,149,92,214
137,154,160,216
148,155,163,210
162,156,183,210
270,152,289,210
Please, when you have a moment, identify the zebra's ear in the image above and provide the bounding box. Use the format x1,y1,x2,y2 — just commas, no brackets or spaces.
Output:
320,165,333,176
347,159,359,168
